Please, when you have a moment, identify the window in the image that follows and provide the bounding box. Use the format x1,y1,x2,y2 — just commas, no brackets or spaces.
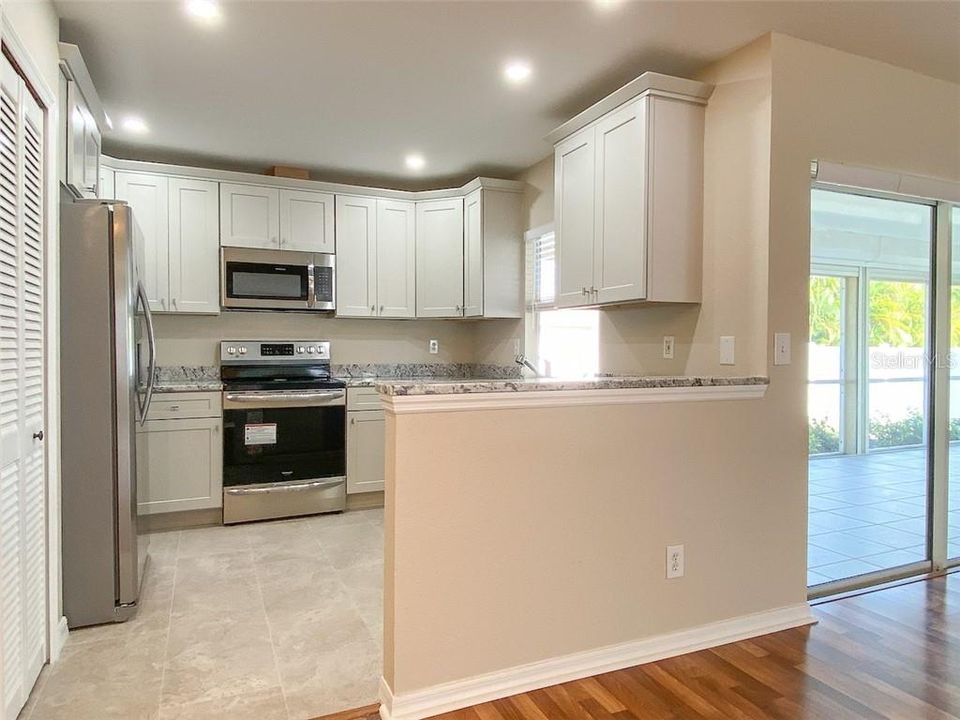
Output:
525,227,599,377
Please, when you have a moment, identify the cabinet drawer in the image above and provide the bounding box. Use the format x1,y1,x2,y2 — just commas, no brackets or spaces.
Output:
145,391,222,421
347,387,383,411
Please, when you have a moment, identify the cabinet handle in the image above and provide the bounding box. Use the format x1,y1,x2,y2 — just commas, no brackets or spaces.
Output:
350,418,356,425
172,298,177,308
160,298,166,309
380,305,384,312
168,405,180,411
371,305,376,314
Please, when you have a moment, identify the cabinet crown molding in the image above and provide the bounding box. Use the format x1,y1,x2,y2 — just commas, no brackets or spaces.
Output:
102,155,525,201
546,71,713,145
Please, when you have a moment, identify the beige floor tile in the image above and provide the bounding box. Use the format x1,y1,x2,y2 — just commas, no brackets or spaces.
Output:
318,530,383,571
177,524,251,558
267,600,371,656
161,616,281,707
31,634,165,720
279,635,381,720
255,554,338,589
158,685,288,720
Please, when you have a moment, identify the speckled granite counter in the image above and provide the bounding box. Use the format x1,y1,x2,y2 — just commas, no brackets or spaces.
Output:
376,375,770,396
151,366,222,393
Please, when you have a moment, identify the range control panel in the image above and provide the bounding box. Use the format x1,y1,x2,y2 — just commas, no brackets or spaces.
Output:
220,340,331,362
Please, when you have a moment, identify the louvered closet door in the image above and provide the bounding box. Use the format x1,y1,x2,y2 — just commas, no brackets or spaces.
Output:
0,53,47,720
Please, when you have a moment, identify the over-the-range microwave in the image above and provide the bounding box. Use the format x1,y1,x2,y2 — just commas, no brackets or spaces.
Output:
221,248,335,312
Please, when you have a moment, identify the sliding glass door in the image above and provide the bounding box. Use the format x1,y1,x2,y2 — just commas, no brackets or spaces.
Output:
808,189,934,589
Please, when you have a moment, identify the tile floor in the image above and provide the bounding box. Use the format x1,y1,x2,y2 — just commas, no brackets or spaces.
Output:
808,446,960,586
21,508,384,720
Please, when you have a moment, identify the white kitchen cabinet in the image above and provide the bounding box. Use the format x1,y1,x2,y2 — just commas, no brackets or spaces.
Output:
219,183,280,249
279,189,335,253
347,407,385,495
555,126,596,308
463,188,524,318
136,392,222,515
64,78,100,198
416,198,464,317
168,178,220,314
98,164,115,199
377,199,417,318
115,172,169,312
335,195,377,317
116,172,219,315
553,90,705,308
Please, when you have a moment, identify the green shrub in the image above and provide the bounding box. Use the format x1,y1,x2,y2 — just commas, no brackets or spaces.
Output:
809,418,841,454
869,410,923,449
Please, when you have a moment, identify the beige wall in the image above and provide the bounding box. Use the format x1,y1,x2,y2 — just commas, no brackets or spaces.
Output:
3,0,61,93
384,394,808,693
153,313,477,366
385,33,960,698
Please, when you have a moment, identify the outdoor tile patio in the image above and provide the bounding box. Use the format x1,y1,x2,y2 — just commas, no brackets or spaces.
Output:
808,446,960,586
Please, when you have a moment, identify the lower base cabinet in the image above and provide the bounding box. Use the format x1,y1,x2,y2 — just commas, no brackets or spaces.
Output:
347,388,385,494
136,392,223,515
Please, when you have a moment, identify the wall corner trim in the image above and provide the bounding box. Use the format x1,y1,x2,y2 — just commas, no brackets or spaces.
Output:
50,616,70,662
378,602,815,720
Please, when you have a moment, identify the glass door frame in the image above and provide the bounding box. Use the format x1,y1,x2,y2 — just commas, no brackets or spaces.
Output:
808,184,958,598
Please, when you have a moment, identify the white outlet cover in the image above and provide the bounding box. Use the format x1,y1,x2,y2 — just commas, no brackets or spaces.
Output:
428,339,439,354
663,335,675,360
774,332,791,365
666,544,684,579
719,336,735,365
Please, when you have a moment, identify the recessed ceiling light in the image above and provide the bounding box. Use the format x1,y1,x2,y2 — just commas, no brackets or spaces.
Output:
405,154,426,171
121,115,149,134
503,60,533,86
594,0,623,10
185,0,222,24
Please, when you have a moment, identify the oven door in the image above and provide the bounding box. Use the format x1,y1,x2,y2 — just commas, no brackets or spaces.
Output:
221,248,314,311
222,389,346,522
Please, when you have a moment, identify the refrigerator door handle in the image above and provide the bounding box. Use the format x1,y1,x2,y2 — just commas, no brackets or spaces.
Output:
137,280,157,425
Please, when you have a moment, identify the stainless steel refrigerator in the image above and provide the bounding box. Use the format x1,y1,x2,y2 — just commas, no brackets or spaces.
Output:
60,194,157,627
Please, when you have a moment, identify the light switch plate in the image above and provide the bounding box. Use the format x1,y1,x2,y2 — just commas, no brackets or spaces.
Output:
663,336,675,359
719,336,735,365
774,332,791,365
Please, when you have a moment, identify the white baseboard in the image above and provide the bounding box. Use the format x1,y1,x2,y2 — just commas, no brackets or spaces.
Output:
50,616,69,662
379,602,815,720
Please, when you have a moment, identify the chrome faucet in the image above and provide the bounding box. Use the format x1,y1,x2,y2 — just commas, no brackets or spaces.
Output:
514,353,540,377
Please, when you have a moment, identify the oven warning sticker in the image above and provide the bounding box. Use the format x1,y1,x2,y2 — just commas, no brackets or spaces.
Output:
244,423,277,446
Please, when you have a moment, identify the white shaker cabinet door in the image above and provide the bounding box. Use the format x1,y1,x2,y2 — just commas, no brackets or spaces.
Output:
554,126,596,308
279,189,335,253
594,98,647,304
415,197,464,318
347,411,385,494
168,178,220,314
335,195,377,318
376,199,416,318
463,189,484,317
219,183,280,249
115,171,170,312
136,417,223,515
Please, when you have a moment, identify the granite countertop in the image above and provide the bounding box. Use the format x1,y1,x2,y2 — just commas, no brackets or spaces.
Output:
151,366,222,393
376,375,770,396
152,380,224,393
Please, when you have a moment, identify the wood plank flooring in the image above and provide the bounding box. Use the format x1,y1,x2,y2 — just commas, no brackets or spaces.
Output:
317,571,960,720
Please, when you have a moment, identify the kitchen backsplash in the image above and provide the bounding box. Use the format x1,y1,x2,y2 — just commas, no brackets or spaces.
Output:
153,363,522,384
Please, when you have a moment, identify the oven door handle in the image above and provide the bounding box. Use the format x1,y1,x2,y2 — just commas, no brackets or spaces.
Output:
224,391,345,403
224,478,344,496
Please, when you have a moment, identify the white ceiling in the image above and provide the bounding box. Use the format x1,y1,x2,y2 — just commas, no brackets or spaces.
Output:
55,0,960,190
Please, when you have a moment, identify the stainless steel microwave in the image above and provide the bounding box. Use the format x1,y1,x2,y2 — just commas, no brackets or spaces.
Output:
221,248,335,312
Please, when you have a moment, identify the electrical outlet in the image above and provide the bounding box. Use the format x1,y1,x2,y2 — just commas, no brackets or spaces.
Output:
774,332,791,365
666,544,684,579
428,339,439,354
719,336,735,365
663,335,675,359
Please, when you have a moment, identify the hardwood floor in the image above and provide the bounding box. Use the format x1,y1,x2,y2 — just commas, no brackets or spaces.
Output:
316,571,960,720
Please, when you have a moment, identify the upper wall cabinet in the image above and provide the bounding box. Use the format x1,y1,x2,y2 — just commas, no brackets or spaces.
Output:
463,188,524,318
59,44,106,199
550,72,712,309
336,195,416,318
115,171,219,314
220,183,334,252
416,198,464,318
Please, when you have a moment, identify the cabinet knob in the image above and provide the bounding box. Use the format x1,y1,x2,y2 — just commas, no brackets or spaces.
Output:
380,305,384,312
32,430,44,441
350,418,356,425
168,405,180,411
371,305,376,313
160,298,166,308
172,298,177,308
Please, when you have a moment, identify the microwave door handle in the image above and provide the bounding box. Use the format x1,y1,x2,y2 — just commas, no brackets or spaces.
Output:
137,280,157,425
307,262,316,308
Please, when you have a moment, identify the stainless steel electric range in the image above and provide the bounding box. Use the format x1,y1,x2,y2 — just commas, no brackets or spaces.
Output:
220,340,346,524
